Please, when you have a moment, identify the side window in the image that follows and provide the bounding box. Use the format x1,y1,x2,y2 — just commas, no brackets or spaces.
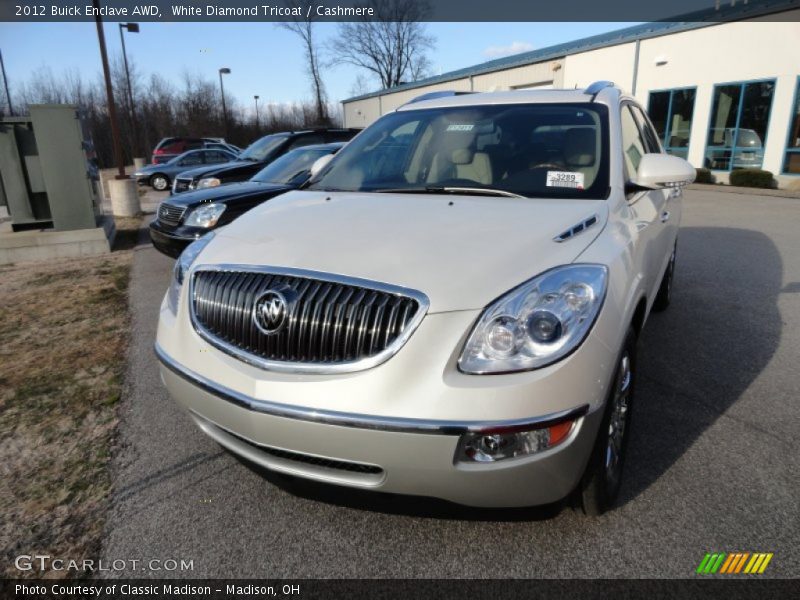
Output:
621,105,648,175
288,135,324,150
630,105,661,153
179,152,203,166
203,151,227,163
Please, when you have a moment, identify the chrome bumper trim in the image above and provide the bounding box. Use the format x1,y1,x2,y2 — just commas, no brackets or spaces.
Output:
155,343,589,436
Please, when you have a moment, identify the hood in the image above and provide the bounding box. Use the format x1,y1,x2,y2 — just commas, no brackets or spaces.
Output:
134,163,166,175
162,181,292,208
176,160,260,181
199,190,608,313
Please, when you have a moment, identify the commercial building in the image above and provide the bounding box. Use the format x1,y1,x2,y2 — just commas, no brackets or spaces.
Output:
341,1,800,187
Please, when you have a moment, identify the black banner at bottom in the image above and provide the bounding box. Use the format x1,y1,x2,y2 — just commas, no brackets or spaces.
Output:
1,579,799,600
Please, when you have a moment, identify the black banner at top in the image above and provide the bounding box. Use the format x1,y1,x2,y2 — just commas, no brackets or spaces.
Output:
2,0,800,23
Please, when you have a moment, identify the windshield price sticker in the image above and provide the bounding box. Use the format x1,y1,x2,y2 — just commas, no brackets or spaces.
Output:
547,171,585,190
446,124,475,132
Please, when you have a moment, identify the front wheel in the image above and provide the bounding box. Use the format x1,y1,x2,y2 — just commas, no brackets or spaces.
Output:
577,327,636,516
652,244,676,312
150,174,170,191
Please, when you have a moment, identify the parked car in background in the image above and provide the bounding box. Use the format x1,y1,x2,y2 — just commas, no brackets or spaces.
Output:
149,143,344,257
205,141,242,155
151,136,228,164
170,128,360,193
155,83,695,513
134,148,239,191
705,127,764,170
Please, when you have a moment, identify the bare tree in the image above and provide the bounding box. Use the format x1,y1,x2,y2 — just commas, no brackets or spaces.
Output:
278,0,329,125
10,63,341,168
329,0,434,90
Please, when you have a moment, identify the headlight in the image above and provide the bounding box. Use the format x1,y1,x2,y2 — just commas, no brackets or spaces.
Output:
166,232,215,314
458,264,607,374
184,203,226,228
196,177,221,189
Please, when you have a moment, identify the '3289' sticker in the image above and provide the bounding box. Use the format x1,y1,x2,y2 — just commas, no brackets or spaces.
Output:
546,171,585,190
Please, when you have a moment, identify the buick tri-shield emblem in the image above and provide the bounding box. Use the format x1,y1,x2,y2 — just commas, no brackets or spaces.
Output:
252,289,290,335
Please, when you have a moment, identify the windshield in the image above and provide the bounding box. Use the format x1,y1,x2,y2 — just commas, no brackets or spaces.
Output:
311,103,609,199
251,147,334,185
239,134,289,162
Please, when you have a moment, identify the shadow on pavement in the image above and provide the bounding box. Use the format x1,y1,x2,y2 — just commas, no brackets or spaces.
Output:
621,226,782,506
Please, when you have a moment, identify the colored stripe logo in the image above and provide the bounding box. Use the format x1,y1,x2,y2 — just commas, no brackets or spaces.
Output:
696,552,773,574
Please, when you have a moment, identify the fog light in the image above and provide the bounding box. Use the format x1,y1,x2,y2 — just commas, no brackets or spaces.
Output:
456,419,576,463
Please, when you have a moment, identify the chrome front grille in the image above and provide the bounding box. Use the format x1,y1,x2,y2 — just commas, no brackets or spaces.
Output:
157,202,185,226
189,266,428,373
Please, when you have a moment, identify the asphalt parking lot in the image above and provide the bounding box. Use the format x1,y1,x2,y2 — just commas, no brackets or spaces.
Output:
102,188,800,578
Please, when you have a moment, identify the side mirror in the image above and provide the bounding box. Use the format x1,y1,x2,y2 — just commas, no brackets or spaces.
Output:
308,154,334,181
632,153,696,190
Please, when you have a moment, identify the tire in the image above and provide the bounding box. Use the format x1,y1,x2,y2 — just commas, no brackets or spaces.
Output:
578,327,636,516
150,174,170,191
652,244,676,312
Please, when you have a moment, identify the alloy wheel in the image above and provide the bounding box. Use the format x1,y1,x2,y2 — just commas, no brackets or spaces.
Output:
605,352,631,489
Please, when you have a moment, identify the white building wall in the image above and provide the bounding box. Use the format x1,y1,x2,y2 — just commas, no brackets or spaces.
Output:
471,60,564,91
562,43,638,93
343,98,381,128
634,18,800,180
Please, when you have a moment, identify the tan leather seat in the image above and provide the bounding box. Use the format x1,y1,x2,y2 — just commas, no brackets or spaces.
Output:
452,148,492,185
563,128,598,184
428,147,493,185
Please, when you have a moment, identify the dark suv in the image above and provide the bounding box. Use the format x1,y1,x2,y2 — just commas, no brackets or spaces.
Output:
151,137,227,164
170,129,360,193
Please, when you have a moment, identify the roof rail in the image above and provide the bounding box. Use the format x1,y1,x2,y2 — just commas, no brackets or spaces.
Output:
584,80,615,101
404,90,474,106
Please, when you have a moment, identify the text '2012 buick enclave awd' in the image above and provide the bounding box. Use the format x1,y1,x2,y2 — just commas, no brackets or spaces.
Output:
155,82,695,513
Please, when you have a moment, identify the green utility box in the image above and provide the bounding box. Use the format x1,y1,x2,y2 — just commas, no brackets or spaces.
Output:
0,104,102,232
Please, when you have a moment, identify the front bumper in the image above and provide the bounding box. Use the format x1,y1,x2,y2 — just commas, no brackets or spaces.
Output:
149,220,214,258
158,344,602,507
156,293,619,507
148,221,191,258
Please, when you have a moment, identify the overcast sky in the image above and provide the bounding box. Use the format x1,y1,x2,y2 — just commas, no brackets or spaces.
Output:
0,21,636,111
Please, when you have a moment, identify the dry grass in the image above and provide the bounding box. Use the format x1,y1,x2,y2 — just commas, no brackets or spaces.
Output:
0,217,140,579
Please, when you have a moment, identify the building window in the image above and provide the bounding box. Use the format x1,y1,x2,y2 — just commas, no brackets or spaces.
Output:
705,80,775,171
647,88,696,159
784,78,800,174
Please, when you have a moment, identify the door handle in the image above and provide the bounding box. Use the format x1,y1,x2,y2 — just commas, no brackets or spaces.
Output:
660,211,671,223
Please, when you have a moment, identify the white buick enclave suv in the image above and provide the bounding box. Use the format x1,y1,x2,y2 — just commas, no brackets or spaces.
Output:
155,82,695,514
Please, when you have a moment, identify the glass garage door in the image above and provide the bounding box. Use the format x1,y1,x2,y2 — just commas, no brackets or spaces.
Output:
784,78,800,175
705,80,775,171
647,88,696,159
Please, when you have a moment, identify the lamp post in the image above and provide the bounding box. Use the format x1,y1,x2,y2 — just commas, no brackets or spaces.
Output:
0,49,12,116
218,67,231,138
93,0,126,179
254,95,260,131
118,22,139,155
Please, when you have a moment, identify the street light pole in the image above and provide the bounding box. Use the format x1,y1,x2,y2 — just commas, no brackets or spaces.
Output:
119,22,139,156
254,95,260,131
0,49,12,116
218,67,231,139
93,0,126,179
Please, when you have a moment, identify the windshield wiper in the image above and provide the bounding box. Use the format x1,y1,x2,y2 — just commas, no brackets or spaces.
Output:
374,186,526,199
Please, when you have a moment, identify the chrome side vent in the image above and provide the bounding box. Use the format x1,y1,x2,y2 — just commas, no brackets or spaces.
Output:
554,214,599,243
